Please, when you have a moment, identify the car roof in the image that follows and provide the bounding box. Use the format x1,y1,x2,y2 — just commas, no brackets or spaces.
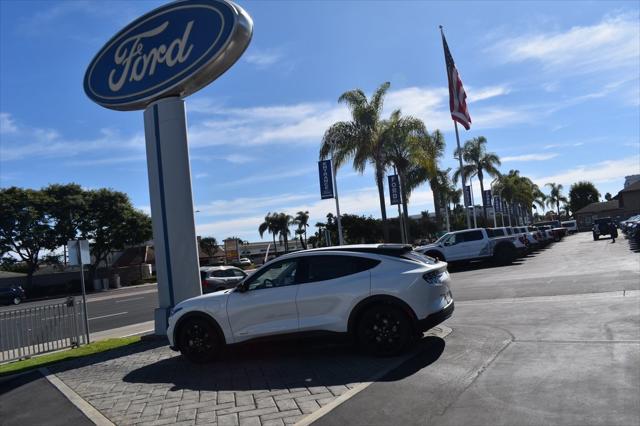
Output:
200,265,240,271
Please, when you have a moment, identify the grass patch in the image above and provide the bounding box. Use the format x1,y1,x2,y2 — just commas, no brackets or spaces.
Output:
0,335,141,377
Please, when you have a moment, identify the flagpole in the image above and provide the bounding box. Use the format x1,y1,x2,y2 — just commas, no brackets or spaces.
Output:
331,158,344,245
454,121,471,229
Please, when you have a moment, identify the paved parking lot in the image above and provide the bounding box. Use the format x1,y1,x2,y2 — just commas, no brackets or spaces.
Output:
9,232,640,426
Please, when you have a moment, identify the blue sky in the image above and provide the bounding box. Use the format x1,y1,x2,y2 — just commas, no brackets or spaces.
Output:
1,0,639,242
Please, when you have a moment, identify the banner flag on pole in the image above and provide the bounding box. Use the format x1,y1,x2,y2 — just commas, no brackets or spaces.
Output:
494,196,502,213
463,185,472,207
483,190,492,207
388,175,402,205
440,27,472,130
318,160,334,199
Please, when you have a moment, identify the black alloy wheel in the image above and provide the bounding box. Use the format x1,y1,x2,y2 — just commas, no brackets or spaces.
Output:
12,297,21,305
178,317,218,363
357,305,411,357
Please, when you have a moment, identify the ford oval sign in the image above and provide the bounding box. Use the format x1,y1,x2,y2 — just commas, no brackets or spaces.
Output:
84,0,252,111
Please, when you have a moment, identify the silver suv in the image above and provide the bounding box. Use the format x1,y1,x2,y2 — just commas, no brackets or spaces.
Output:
200,266,248,293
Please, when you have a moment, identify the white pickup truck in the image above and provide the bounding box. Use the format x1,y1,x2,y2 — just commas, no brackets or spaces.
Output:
416,228,519,265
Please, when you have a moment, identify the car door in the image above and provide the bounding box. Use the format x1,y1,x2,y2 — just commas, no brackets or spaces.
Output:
447,230,486,260
296,254,378,333
226,258,301,342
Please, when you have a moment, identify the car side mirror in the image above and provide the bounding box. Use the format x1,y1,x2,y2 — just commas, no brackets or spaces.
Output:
236,282,248,293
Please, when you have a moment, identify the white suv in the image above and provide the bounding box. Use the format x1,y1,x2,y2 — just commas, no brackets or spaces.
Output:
168,244,454,362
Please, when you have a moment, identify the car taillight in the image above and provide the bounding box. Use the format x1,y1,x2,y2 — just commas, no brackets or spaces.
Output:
202,280,208,287
423,270,447,285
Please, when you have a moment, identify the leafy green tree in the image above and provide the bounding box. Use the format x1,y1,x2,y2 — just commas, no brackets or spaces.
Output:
569,181,600,213
200,237,219,259
545,182,568,216
453,136,501,219
320,82,392,241
340,214,382,244
604,192,612,201
79,189,152,278
0,187,58,289
42,183,86,266
273,212,293,253
258,212,279,255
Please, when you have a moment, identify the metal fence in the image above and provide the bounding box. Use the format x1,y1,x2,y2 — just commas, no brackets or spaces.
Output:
0,297,87,363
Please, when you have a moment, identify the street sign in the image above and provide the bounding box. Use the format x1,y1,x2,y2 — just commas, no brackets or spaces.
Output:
84,0,253,111
463,185,472,207
388,175,402,205
318,160,335,199
483,189,492,207
67,240,90,266
224,238,240,263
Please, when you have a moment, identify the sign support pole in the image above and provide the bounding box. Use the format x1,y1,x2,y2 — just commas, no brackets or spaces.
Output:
469,176,478,228
144,97,201,335
454,122,471,229
331,159,344,246
78,249,90,344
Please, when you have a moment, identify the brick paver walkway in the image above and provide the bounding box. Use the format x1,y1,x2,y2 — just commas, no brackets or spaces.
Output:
50,339,410,426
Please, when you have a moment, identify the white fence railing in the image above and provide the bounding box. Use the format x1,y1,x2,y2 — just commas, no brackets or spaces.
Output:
0,298,87,363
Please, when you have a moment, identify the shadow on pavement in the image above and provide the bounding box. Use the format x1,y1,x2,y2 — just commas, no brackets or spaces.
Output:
121,336,445,392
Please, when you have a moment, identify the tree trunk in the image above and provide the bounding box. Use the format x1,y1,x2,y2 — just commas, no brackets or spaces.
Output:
272,234,277,256
478,170,487,221
430,178,442,230
399,171,410,243
375,167,389,242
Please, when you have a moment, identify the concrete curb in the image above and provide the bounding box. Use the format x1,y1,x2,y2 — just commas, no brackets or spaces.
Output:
295,325,453,426
39,367,115,426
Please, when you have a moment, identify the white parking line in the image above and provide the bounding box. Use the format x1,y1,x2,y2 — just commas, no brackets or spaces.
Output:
89,312,128,321
114,297,144,303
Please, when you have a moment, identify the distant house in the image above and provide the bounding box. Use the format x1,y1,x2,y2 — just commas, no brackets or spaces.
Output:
574,181,640,231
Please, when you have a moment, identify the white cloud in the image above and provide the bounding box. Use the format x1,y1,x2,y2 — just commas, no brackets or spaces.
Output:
194,173,209,179
490,12,640,75
502,153,559,162
466,85,511,102
0,113,18,134
534,155,640,188
244,48,284,68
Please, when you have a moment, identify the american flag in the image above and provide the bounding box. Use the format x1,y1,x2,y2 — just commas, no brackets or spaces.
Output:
440,28,472,130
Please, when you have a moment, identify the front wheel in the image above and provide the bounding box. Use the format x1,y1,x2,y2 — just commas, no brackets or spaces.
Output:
177,317,220,363
12,297,21,305
593,233,599,241
356,305,412,357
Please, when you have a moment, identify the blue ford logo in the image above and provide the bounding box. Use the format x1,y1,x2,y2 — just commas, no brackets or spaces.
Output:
84,0,252,111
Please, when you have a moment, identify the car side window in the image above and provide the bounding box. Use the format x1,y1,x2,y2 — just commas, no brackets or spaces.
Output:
232,269,246,278
211,270,225,278
301,255,378,284
245,259,299,291
462,230,483,242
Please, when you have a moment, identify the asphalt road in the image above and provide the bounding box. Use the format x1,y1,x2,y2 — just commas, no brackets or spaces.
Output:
315,232,640,426
0,284,159,351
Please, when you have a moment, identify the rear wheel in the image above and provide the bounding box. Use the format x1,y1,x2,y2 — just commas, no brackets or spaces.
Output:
177,317,220,363
356,305,412,356
494,245,515,265
425,251,445,262
593,233,599,241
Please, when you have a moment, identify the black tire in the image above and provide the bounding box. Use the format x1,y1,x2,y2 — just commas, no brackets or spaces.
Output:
356,304,412,357
494,244,515,265
593,233,599,241
425,251,445,262
177,317,220,363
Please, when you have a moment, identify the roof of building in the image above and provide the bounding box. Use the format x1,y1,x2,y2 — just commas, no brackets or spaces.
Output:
619,181,640,194
574,200,621,215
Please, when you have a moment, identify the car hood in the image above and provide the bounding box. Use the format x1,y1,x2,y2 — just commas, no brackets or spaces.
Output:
175,288,233,312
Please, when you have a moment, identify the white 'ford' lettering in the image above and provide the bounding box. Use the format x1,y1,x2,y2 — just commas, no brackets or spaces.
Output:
108,20,195,92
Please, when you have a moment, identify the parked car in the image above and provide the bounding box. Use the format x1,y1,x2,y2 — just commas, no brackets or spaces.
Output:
527,226,550,246
592,217,616,241
533,220,566,240
512,226,540,249
490,227,530,254
561,220,577,234
238,258,252,266
416,228,519,265
0,284,26,305
199,266,248,293
170,244,454,362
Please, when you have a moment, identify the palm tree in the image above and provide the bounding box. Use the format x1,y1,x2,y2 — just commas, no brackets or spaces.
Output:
258,212,278,256
453,136,501,219
545,183,568,217
320,81,392,241
273,212,293,253
380,109,429,241
294,211,310,246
